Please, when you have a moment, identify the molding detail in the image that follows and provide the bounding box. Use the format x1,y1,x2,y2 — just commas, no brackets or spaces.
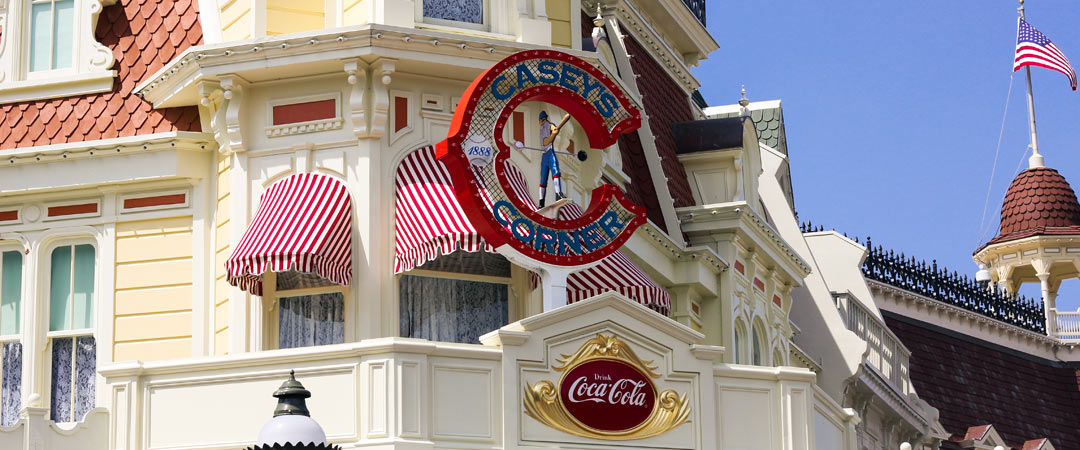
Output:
345,59,369,138
219,75,246,153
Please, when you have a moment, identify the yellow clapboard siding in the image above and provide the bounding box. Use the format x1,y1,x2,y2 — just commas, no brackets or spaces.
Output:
116,285,192,316
117,232,192,263
343,0,367,25
115,259,193,290
215,275,230,301
546,0,572,49
114,311,192,342
114,338,192,362
546,0,571,21
551,21,571,48
223,13,251,42
267,8,325,34
215,301,229,331
215,329,229,355
117,216,193,237
218,153,231,172
221,2,249,30
215,248,230,276
268,0,323,13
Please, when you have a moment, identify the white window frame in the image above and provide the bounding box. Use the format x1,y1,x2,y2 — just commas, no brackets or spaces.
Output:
259,271,351,351
751,320,765,366
27,0,77,76
0,0,117,104
0,246,23,342
416,0,490,32
42,238,97,424
733,320,746,364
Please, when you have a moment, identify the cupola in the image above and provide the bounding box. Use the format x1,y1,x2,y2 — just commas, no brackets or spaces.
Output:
974,162,1080,339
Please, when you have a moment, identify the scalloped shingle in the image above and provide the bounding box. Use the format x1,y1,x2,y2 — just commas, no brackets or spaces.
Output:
0,0,202,151
985,167,1080,246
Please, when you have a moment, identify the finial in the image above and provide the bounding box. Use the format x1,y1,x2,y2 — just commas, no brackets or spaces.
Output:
594,3,604,27
272,370,313,417
738,85,749,107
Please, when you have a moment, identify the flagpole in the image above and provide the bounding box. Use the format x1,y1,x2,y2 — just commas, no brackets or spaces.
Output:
1020,0,1044,168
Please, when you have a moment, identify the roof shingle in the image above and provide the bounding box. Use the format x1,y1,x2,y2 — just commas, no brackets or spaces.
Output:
0,0,202,151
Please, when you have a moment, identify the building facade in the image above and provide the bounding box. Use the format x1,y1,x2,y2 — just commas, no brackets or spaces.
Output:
0,1,1069,450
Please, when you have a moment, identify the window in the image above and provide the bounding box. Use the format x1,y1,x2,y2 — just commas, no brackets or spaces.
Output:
1,250,22,427
268,271,346,350
752,321,765,366
29,0,75,73
399,251,510,344
420,0,486,30
733,321,746,364
48,243,95,423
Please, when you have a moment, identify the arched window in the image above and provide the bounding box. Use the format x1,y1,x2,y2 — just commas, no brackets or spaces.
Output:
733,321,746,364
0,248,23,426
752,321,765,366
47,242,96,423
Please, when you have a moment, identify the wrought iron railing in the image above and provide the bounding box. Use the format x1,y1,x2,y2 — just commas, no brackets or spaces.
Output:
800,222,1047,334
682,0,706,26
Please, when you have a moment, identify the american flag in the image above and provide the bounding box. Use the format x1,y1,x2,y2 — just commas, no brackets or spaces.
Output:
1015,18,1077,91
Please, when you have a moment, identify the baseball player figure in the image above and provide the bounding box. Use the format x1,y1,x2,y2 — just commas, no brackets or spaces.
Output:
537,110,572,208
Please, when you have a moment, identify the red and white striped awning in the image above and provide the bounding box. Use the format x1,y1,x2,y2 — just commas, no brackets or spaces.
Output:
393,146,669,314
226,173,353,296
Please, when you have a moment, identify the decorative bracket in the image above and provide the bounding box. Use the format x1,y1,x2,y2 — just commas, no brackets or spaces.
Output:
344,59,369,138
369,58,396,138
219,75,247,153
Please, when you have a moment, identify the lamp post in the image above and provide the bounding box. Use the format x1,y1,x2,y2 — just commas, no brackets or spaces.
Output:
248,370,340,450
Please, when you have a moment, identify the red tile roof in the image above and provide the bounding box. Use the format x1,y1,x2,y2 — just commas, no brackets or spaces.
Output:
884,313,1079,448
983,167,1080,248
0,0,202,150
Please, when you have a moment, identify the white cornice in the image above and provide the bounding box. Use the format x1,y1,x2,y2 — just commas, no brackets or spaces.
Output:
638,222,729,274
867,280,1074,358
0,132,214,167
135,24,616,108
678,202,813,279
853,363,928,430
614,0,703,93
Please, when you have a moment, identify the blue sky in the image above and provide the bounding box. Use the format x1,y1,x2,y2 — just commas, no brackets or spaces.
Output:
692,1,1080,310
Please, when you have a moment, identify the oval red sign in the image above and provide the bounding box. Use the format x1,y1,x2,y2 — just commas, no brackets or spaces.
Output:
559,358,656,432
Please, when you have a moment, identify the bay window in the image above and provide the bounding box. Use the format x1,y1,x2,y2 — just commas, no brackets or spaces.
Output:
399,251,510,344
0,250,22,427
47,243,95,423
420,0,487,31
264,271,346,350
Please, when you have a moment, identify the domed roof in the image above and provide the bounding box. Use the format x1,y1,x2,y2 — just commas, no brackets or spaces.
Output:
984,167,1080,247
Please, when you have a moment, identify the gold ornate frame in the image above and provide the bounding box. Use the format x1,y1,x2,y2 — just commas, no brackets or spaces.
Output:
523,333,691,440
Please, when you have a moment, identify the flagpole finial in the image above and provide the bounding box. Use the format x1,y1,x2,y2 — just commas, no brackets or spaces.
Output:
738,85,749,107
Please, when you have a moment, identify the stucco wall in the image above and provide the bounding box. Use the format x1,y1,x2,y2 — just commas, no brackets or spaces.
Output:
113,216,195,361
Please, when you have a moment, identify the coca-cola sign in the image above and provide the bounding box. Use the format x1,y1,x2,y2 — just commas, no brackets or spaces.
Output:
559,358,656,431
523,333,691,440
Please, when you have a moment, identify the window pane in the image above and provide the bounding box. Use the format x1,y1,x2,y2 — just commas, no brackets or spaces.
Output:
279,293,344,349
1,251,21,335
50,337,72,423
50,246,72,332
73,245,95,330
73,336,95,421
752,325,763,366
52,0,75,70
1,342,21,427
399,275,508,344
423,0,483,24
30,1,52,72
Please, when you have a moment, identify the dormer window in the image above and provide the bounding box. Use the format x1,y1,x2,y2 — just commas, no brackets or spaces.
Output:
0,0,116,104
29,0,75,73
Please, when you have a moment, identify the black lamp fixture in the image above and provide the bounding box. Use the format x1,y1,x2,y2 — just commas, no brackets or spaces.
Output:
247,370,341,450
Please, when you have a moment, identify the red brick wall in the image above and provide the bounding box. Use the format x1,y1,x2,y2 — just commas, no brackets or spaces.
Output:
622,34,694,208
0,0,203,149
884,313,1080,447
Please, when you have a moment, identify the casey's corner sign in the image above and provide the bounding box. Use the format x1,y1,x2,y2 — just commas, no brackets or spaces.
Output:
436,50,646,267
523,333,691,440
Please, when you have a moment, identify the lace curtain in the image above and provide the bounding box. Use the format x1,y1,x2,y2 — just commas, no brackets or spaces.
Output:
279,293,345,349
1,342,20,427
50,336,95,423
399,275,508,344
423,0,482,24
